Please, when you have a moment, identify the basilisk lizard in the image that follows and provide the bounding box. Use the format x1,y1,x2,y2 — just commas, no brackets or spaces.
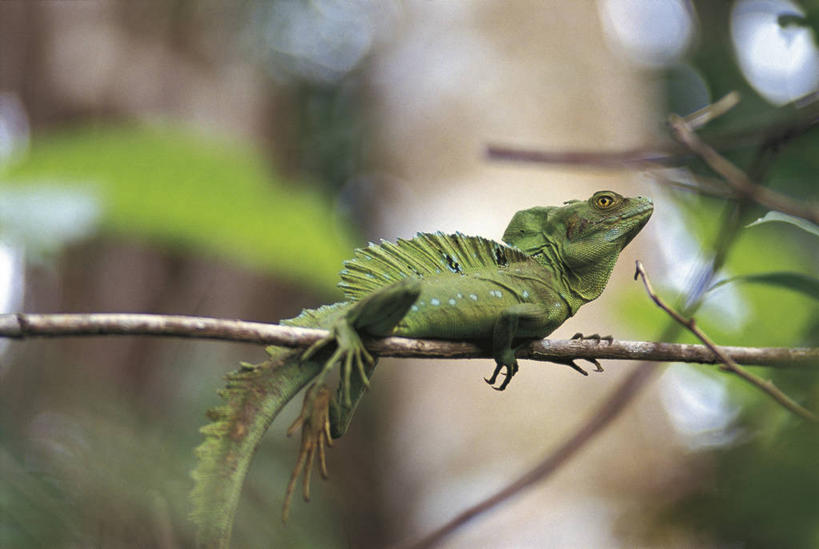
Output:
190,190,653,547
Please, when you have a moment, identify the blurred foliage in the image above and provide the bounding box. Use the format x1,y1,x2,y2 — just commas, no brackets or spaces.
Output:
0,1,817,547
621,1,819,547
0,124,355,292
0,123,362,546
0,376,346,548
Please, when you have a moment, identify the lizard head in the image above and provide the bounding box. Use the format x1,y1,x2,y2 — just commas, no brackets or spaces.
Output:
503,190,653,298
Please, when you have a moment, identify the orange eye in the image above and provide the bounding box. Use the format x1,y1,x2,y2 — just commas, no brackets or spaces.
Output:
595,194,614,209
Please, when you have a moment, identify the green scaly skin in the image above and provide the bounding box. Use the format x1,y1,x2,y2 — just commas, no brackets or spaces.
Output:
190,191,653,547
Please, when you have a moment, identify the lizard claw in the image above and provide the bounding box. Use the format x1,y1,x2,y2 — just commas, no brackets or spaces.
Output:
485,360,519,391
549,356,604,375
587,357,604,373
283,383,333,523
571,332,613,344
560,358,589,376
567,334,607,373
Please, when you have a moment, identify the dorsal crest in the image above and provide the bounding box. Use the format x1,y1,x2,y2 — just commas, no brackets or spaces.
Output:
338,232,531,300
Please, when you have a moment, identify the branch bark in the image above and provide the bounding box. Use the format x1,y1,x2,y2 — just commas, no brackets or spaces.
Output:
1,313,816,368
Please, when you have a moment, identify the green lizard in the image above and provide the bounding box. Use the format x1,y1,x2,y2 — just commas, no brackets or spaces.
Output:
190,190,653,547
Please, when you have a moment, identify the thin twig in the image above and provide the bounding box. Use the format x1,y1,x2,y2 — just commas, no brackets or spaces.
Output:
487,96,819,172
668,113,819,225
634,261,818,422
1,313,816,367
682,91,741,129
485,145,678,168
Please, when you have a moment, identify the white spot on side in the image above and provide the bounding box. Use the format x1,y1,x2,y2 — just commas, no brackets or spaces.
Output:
431,298,440,306
411,305,419,312
457,293,463,299
418,301,425,306
469,294,478,301
448,298,456,305
522,290,530,299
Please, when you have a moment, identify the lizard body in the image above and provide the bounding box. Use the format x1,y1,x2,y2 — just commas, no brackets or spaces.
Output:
191,190,653,547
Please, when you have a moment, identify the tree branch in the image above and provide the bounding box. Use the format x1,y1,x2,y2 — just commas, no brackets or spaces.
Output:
486,94,819,174
634,261,818,422
667,113,819,226
1,313,816,368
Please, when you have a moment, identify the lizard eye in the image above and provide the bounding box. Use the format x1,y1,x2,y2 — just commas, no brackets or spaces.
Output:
594,194,615,209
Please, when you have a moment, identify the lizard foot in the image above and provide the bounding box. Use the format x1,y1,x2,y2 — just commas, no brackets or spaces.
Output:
282,383,334,523
485,353,519,391
301,321,374,407
571,332,614,345
549,356,605,375
568,333,608,372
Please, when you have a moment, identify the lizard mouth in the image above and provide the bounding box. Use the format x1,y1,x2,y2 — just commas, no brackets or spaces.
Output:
595,199,653,226
623,198,654,216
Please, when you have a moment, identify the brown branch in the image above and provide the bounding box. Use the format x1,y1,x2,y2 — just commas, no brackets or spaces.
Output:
681,91,741,129
487,95,819,171
485,144,677,168
668,113,819,226
1,313,816,367
634,261,818,422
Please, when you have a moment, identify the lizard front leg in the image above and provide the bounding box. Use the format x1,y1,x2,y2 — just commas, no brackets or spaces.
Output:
485,303,554,391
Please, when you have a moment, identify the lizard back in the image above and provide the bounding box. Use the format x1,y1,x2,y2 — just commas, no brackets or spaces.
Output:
338,232,534,300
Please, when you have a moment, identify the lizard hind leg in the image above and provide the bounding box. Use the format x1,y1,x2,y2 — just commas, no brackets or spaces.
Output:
304,278,422,407
284,279,421,519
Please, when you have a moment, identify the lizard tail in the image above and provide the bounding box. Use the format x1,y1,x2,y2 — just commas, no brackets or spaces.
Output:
190,347,321,548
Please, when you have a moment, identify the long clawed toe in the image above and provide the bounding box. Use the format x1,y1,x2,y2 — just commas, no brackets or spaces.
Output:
338,346,373,407
484,362,519,391
568,333,609,373
282,383,334,523
301,322,375,408
301,332,335,362
571,332,614,344
548,356,604,376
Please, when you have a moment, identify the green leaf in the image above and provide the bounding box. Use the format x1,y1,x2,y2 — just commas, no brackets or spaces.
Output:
746,211,819,238
709,271,819,301
1,125,355,291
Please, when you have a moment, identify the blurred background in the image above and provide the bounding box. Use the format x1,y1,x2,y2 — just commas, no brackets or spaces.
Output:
0,1,817,547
